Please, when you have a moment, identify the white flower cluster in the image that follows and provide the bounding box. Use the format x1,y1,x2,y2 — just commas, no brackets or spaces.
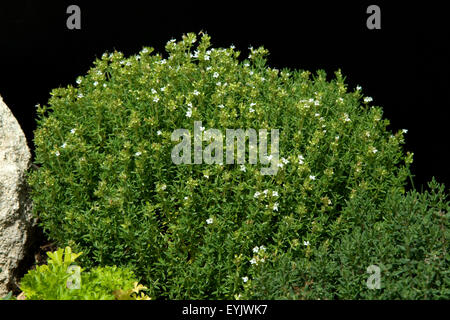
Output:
299,98,320,106
186,103,193,118
277,157,289,168
298,155,305,165
254,189,279,211
249,245,267,265
254,189,279,199
343,113,351,122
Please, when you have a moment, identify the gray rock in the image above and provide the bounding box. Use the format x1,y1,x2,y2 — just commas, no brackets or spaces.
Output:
0,95,35,296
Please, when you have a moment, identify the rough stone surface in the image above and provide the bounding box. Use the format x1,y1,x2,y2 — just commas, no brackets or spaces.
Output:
0,95,35,296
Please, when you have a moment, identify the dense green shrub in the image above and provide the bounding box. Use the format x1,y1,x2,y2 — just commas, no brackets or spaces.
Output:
29,32,413,298
19,247,149,300
244,180,449,299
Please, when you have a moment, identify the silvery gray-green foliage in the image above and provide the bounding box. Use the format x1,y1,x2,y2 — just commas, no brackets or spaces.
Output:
29,32,413,299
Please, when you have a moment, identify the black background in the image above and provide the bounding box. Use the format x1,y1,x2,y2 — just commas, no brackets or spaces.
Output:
0,0,449,190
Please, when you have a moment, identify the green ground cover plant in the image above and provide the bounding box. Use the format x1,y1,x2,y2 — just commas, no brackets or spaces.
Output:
28,32,446,299
241,179,449,299
19,247,149,300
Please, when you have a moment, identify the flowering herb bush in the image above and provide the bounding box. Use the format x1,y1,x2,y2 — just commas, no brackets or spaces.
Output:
30,32,415,298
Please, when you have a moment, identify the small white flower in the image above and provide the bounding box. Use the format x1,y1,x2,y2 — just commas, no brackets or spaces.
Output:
55,151,60,157
77,93,84,98
61,143,67,149
204,55,210,61
366,132,371,137
103,83,107,88
263,189,268,196
216,81,222,86
249,71,254,76
151,89,157,94
161,184,167,190
335,136,339,140
76,78,82,85
135,152,142,157
249,258,257,265
244,63,250,67
356,85,362,91
240,165,246,172
153,96,160,103
314,100,320,106
372,148,378,154
186,107,193,118
242,277,249,283
260,258,265,263
253,246,259,253
249,108,255,113
204,174,209,179
184,196,189,200
402,129,408,134
193,90,200,96
160,86,166,92
298,155,305,165
315,113,320,117
309,175,316,180
254,191,261,198
230,44,235,49
157,130,162,136
126,61,132,66
344,113,351,122
213,72,219,78
259,245,266,251
364,97,373,103
206,218,213,224
337,97,344,103
281,157,289,165
142,48,149,54
273,202,279,211
272,191,278,197
218,104,224,109
70,128,76,134
160,59,167,65
266,155,273,161
304,240,310,246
